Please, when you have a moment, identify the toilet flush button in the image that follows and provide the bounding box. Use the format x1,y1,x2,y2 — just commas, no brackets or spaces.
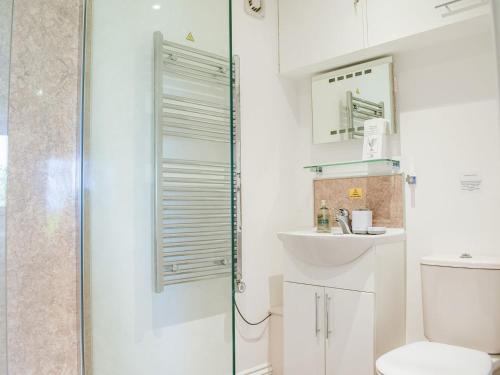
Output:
460,253,472,259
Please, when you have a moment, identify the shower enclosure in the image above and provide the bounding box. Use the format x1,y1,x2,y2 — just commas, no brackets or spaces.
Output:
82,0,237,374
0,0,12,372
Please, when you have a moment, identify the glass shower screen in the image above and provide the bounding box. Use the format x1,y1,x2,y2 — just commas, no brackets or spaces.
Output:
0,0,12,372
82,1,235,374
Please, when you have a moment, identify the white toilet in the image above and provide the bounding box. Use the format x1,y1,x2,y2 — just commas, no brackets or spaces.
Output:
376,254,500,375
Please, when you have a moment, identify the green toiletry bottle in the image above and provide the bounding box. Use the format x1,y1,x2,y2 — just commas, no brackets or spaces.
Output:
317,200,331,233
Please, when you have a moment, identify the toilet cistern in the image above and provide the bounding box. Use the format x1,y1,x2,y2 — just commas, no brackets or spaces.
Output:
376,253,500,375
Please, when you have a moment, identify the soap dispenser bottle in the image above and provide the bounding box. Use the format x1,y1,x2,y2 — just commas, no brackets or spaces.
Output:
316,200,331,233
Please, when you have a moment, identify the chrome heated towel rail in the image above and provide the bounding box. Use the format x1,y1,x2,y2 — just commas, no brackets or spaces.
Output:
344,90,385,139
153,31,242,292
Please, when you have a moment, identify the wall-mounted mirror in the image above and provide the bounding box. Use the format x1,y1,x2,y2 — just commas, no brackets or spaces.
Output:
312,56,396,144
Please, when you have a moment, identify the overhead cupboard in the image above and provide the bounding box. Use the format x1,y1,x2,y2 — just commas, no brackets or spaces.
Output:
278,0,491,74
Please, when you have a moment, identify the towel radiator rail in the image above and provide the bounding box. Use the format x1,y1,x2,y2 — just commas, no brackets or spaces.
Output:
154,31,242,292
344,90,385,139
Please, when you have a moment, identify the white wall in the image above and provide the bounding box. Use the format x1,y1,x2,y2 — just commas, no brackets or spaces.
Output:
231,0,312,372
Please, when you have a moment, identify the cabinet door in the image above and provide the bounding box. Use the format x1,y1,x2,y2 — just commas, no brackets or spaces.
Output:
325,288,375,375
279,0,366,73
284,282,325,375
366,0,490,47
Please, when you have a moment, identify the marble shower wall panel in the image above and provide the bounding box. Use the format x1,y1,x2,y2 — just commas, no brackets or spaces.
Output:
0,0,13,371
6,0,83,373
0,0,12,134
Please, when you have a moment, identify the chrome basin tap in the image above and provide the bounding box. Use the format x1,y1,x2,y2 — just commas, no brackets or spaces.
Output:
335,208,352,234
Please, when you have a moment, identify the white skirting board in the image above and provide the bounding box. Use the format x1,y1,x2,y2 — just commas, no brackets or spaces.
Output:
237,363,273,375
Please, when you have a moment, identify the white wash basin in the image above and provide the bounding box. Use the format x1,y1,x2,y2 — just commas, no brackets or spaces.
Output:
277,228,405,266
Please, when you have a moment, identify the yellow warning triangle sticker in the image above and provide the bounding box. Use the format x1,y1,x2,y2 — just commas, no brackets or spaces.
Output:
186,32,195,42
348,188,363,199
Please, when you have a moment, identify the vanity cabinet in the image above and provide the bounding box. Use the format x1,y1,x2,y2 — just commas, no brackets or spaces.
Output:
284,283,326,375
284,282,374,375
280,237,406,375
278,0,490,74
325,287,374,375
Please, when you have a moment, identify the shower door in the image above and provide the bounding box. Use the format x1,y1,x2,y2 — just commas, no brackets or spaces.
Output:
0,0,12,373
82,1,236,374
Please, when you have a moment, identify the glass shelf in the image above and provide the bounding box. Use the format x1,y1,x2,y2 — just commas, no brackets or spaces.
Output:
305,158,400,176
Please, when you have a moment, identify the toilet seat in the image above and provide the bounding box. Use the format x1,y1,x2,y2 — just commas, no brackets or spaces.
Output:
376,342,493,375
491,354,500,371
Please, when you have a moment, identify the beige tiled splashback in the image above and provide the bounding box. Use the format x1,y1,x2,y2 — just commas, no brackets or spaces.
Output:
314,174,404,228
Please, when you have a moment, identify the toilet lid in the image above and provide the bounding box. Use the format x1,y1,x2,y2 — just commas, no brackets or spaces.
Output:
376,342,492,375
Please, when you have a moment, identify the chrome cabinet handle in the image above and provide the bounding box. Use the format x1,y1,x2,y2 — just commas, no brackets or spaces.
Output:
315,293,321,336
435,0,463,9
326,293,332,339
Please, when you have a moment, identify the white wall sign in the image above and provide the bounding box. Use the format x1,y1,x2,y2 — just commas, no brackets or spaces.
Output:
460,173,482,192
